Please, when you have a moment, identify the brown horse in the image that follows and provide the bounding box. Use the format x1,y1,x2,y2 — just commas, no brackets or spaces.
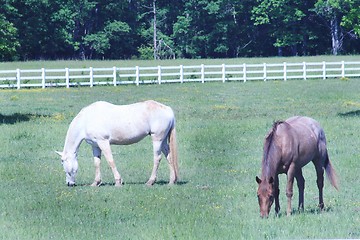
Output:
256,116,338,217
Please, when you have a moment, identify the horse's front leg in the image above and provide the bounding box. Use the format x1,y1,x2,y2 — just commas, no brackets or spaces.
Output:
286,165,296,216
97,140,123,187
91,146,102,187
146,140,162,186
274,175,281,215
295,169,305,212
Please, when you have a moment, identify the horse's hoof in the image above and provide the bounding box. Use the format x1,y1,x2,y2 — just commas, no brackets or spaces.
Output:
115,180,123,187
146,180,155,186
91,181,102,187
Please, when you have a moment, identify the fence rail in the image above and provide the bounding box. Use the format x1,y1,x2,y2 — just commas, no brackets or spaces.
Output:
0,61,360,89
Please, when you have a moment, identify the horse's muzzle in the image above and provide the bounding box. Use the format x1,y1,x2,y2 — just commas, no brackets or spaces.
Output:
260,210,270,218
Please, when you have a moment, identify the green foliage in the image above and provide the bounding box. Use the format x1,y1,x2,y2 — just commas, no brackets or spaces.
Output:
311,0,351,55
341,0,360,36
252,0,312,54
0,0,360,59
137,45,154,60
104,21,131,36
83,20,131,58
0,14,19,60
83,32,110,56
312,0,349,23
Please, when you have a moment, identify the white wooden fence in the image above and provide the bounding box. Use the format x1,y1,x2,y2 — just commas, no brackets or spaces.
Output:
0,61,360,89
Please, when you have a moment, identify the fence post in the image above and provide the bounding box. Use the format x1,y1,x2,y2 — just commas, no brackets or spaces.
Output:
303,62,307,80
322,61,326,80
65,68,70,88
201,64,205,83
113,67,117,86
341,61,345,78
41,68,46,88
16,68,21,89
263,63,267,81
136,66,140,86
243,63,247,82
222,64,226,83
283,62,287,81
158,65,161,84
89,67,93,87
180,65,184,83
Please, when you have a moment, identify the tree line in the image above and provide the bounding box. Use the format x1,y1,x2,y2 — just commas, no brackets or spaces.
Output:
1,0,359,61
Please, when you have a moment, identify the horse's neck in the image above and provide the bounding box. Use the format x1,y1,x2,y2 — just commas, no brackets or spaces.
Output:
261,144,281,180
63,119,84,155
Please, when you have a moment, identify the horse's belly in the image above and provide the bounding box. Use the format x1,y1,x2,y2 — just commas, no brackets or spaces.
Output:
84,124,149,146
110,132,148,145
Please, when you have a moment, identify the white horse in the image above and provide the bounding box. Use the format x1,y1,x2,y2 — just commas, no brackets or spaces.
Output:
56,100,179,187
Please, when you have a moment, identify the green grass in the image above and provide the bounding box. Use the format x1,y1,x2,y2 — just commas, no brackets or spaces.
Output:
1,62,360,239
1,55,360,70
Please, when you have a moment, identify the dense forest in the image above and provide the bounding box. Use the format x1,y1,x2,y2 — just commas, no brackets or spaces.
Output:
0,0,360,61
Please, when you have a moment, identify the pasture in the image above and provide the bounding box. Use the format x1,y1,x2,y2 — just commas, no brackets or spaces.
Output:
1,59,360,239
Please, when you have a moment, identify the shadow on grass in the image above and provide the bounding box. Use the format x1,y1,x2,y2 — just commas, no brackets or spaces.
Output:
338,110,360,117
270,206,333,218
0,113,49,124
297,206,333,215
72,180,188,187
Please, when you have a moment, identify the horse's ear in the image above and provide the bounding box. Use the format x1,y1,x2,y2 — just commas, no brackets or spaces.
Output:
269,177,274,184
55,151,63,157
256,176,262,184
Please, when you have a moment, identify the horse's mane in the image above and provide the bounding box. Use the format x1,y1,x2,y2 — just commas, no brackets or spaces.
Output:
263,121,285,166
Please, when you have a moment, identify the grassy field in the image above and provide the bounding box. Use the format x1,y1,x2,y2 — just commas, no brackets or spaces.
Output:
1,55,360,70
1,58,360,239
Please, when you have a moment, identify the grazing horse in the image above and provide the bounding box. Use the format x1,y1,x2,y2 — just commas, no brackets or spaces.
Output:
56,100,179,187
256,116,338,217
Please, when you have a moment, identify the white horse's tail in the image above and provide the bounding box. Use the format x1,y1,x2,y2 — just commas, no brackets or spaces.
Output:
169,125,179,183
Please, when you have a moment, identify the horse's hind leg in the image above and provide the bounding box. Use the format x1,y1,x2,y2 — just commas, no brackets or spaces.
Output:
146,140,162,186
161,142,176,185
91,146,102,186
295,169,305,212
97,140,123,187
313,160,325,210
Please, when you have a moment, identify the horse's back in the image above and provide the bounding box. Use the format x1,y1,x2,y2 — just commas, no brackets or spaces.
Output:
143,100,175,121
284,116,327,162
76,100,174,145
285,116,324,141
286,116,322,130
80,100,173,123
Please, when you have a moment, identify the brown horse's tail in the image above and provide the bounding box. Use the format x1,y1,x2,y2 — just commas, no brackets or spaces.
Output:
169,125,179,183
324,152,339,190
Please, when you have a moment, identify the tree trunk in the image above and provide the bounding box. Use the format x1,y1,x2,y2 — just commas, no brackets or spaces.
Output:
330,16,342,55
153,0,157,60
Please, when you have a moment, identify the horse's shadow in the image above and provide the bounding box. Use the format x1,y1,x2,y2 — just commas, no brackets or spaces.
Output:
0,113,49,124
75,180,188,187
272,206,333,218
338,110,360,117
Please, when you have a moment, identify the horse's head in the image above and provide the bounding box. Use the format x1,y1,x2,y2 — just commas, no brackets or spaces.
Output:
56,151,78,187
256,176,275,218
